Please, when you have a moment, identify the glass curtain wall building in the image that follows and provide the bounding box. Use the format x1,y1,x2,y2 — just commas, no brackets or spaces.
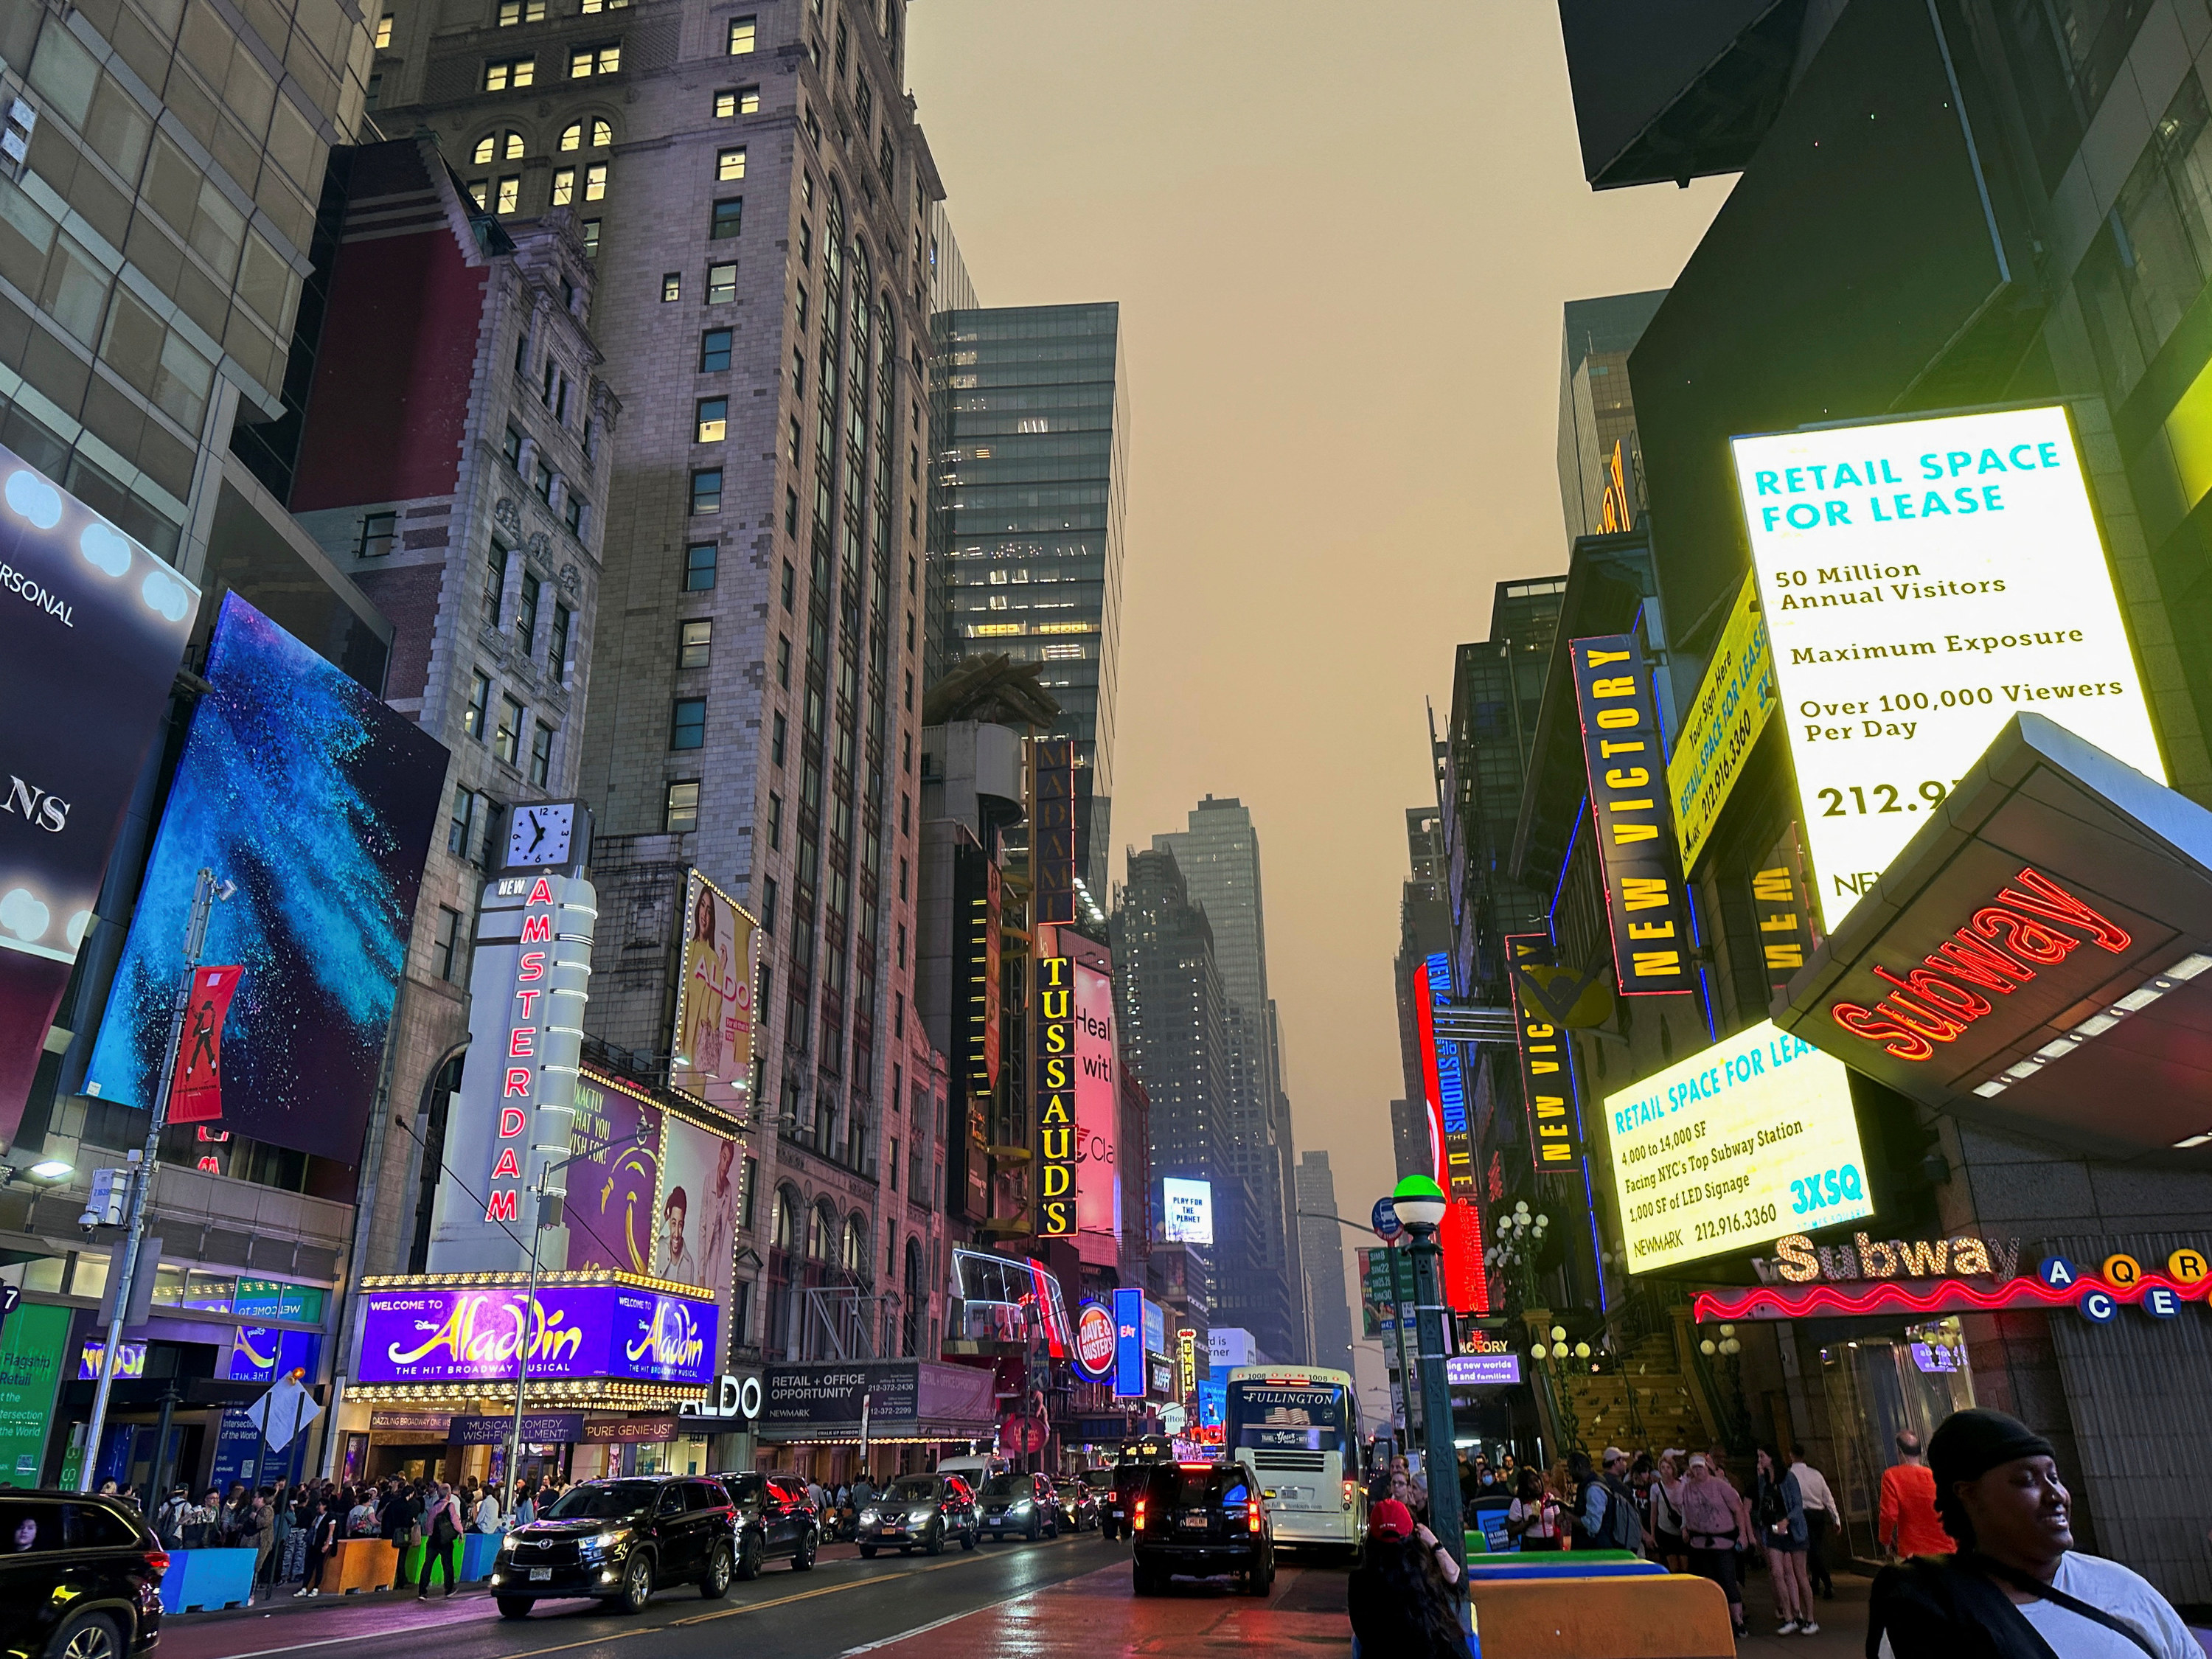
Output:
937,302,1126,895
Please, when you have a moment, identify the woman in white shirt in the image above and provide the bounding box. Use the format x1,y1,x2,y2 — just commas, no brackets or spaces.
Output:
1507,1467,1563,1552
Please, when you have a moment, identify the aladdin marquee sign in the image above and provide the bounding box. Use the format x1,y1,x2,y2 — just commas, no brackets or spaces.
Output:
1776,714,2212,1161
355,1281,717,1388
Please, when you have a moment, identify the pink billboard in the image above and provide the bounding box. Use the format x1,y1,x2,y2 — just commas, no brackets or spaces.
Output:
1074,963,1120,1264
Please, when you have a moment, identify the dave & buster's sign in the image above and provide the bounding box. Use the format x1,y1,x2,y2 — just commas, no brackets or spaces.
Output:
1776,714,2212,1161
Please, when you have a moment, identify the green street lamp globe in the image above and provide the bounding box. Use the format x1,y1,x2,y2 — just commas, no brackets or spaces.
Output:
1391,1175,1447,1231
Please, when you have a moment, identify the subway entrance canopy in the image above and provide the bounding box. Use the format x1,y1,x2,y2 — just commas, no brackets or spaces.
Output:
1775,714,2212,1164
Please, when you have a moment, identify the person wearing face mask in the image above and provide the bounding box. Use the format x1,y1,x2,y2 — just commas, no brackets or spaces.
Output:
1871,1408,2195,1659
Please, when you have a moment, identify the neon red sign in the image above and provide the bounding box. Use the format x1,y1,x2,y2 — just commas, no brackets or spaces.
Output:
1828,866,2131,1060
1694,1271,2205,1323
487,874,557,1224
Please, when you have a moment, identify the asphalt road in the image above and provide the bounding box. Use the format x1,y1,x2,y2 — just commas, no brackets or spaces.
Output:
165,1530,1133,1659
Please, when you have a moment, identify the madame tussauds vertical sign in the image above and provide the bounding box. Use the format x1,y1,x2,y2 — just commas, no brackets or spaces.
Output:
1732,406,2162,928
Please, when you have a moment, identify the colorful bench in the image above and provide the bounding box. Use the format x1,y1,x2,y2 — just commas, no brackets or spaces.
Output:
1467,1571,1733,1659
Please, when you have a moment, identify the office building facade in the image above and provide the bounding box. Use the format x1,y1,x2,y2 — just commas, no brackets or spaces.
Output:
1294,1150,1354,1374
372,0,951,1366
935,302,1126,896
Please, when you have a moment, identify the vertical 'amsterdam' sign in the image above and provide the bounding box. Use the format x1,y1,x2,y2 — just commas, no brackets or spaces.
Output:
1571,633,1694,995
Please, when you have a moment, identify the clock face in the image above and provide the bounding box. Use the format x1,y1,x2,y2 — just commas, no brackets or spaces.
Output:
507,802,575,869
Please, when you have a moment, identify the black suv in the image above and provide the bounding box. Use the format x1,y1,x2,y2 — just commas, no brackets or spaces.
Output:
1131,1462,1274,1596
857,1473,979,1557
717,1471,819,1577
0,1490,164,1659
975,1472,1058,1541
491,1475,737,1617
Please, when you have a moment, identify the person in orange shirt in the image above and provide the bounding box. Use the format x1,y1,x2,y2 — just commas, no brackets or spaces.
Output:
1879,1430,1956,1557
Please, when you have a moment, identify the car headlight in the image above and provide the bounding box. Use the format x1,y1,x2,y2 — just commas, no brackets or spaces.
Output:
497,1533,519,1554
580,1527,632,1559
860,1508,880,1524
908,1507,933,1524
1012,1498,1031,1512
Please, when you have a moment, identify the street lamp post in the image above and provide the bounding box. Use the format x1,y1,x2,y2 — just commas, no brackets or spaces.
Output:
1388,1175,1467,1576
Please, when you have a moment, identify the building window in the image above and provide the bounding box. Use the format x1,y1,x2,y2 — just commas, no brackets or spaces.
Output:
709,198,742,239
560,117,614,150
700,327,733,371
786,414,800,466
375,13,394,46
790,344,804,395
503,425,524,467
571,42,620,76
583,162,607,201
549,603,572,682
665,779,700,832
495,175,520,215
495,695,524,765
707,262,737,304
483,546,507,625
728,15,756,53
448,785,480,855
432,905,462,981
496,0,544,22
359,511,397,557
662,272,681,302
670,698,706,750
716,86,759,116
761,875,776,934
767,790,782,849
717,147,746,181
781,560,795,608
771,710,786,765
464,672,492,742
684,542,718,590
581,219,599,258
783,487,799,536
517,569,540,655
366,72,382,108
776,633,790,688
529,720,554,787
533,459,554,502
679,619,712,668
466,179,490,209
580,0,630,11
564,493,583,535
473,129,524,164
695,397,728,442
484,55,534,89
551,167,575,205
690,468,723,514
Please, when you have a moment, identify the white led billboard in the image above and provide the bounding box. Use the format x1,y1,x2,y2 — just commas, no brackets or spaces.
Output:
1732,406,2163,928
1161,1177,1214,1245
1604,1020,1872,1273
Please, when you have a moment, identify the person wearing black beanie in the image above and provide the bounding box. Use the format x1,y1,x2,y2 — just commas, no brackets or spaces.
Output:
1869,1408,2195,1659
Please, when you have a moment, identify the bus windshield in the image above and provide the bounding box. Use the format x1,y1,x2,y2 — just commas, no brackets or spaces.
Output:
1225,1382,1349,1453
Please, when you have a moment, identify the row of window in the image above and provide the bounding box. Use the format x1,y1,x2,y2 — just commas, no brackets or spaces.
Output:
500,425,591,535
464,669,560,783
479,13,752,88
661,262,741,305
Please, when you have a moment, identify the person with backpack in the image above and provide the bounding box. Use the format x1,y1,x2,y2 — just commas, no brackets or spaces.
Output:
417,1481,464,1599
1871,1408,2195,1659
1756,1447,1815,1635
1673,1453,1749,1638
1573,1448,1644,1556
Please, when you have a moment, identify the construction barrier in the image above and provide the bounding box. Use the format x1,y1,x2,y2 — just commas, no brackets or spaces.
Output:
1466,1571,1733,1659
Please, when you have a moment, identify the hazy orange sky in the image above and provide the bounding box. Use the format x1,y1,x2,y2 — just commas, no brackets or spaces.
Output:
908,2,1731,1408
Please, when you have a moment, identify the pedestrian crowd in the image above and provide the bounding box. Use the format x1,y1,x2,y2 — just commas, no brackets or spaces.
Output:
1346,1405,2197,1658
127,1469,568,1601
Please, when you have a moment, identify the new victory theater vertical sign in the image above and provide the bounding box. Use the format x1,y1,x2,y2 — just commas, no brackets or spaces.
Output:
428,803,597,1270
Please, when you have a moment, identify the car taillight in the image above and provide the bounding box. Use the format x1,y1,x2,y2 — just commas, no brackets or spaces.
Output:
1247,1497,1261,1528
145,1548,170,1576
1134,1498,1147,1528
1343,1479,1357,1511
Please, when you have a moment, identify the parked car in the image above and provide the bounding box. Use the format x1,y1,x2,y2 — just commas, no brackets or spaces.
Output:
716,1472,820,1578
1054,1475,1099,1532
975,1472,1059,1541
491,1475,737,1617
0,1490,164,1659
1130,1461,1275,1596
858,1473,979,1557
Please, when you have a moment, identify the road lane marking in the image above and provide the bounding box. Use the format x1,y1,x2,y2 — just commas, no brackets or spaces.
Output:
838,1607,978,1655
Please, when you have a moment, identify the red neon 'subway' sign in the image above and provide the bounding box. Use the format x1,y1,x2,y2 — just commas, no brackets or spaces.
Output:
1828,866,2131,1060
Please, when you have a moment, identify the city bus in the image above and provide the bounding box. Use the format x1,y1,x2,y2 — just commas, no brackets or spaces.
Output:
1224,1365,1365,1558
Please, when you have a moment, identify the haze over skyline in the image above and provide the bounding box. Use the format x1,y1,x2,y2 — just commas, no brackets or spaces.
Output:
908,1,1730,1383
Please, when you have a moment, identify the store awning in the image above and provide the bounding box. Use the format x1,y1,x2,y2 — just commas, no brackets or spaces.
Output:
1776,714,2212,1162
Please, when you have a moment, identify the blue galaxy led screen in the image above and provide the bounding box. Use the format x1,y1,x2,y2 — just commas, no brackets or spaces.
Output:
85,594,449,1162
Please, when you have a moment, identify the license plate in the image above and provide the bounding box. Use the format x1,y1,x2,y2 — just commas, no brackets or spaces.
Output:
879,1525,898,1536
1179,1513,1208,1530
528,1567,552,1582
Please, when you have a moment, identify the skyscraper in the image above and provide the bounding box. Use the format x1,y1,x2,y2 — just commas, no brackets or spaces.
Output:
374,0,949,1359
1155,796,1303,1362
1295,1150,1356,1374
935,303,1127,897
1556,289,1667,543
